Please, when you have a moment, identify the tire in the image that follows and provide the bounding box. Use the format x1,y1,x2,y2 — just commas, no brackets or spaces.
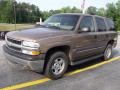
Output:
45,52,69,80
103,44,112,60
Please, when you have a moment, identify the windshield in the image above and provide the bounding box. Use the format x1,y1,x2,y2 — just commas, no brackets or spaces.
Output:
41,15,80,31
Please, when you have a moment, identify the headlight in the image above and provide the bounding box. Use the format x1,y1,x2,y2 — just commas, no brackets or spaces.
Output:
22,41,40,49
22,50,40,55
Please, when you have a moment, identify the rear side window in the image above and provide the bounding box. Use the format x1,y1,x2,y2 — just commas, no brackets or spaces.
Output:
95,17,106,32
80,16,95,32
106,19,115,31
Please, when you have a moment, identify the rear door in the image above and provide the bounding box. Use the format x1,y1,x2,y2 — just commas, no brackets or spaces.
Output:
94,17,110,55
106,18,118,47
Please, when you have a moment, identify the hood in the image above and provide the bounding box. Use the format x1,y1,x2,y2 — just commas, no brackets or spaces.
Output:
6,27,71,41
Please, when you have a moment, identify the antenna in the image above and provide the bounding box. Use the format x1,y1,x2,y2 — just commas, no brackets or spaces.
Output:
81,0,86,14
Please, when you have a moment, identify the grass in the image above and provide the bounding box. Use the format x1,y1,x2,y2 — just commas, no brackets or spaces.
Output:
0,23,35,31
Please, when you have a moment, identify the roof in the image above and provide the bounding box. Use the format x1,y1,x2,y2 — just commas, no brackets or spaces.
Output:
54,13,108,19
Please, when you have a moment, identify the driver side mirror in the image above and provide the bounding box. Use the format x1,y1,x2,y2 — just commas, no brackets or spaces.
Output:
78,27,91,33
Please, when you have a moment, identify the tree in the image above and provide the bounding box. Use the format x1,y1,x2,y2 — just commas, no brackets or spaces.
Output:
0,0,14,23
41,7,82,21
72,7,82,13
41,11,50,21
0,0,42,23
115,0,120,31
106,3,117,21
97,8,106,16
86,6,97,15
61,7,71,13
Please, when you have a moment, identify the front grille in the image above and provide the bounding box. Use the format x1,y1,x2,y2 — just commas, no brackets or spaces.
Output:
8,45,21,51
6,37,22,52
7,37,21,45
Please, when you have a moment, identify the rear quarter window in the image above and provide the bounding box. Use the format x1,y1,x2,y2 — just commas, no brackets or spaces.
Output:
106,19,115,31
95,17,107,32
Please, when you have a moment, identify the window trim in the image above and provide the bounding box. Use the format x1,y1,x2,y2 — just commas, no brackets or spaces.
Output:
95,17,107,32
78,15,95,32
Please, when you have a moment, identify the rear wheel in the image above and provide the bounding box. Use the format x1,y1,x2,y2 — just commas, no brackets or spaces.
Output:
104,44,112,60
45,52,69,80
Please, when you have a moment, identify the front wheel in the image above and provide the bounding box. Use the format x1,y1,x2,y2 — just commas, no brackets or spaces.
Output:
104,44,112,60
45,52,69,80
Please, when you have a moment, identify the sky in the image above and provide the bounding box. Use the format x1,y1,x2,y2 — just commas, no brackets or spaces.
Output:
16,0,118,11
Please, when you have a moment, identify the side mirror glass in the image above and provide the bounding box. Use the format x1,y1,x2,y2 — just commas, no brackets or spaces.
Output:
79,27,91,33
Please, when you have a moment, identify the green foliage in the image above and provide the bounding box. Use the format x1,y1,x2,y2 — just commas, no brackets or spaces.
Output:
86,6,106,16
0,0,14,23
106,3,117,20
0,0,42,23
41,6,82,21
86,6,97,15
97,8,106,16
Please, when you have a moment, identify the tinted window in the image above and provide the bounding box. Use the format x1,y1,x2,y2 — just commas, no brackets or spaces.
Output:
95,17,106,32
80,16,94,32
106,19,115,31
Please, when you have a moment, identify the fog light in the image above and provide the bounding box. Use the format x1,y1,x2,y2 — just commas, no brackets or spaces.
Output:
32,51,40,55
22,50,40,55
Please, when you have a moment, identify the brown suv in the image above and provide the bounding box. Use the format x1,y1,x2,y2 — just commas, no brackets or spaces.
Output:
3,13,117,79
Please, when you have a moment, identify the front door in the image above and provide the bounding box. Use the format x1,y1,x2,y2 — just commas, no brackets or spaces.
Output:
72,16,98,61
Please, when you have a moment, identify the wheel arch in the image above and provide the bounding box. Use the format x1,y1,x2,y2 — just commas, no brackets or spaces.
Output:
43,45,71,72
107,40,115,46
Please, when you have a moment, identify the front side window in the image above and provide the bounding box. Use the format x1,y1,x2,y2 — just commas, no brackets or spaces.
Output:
95,17,106,32
42,15,80,31
80,16,95,32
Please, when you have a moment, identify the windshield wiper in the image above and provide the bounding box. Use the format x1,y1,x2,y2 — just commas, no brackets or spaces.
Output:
38,24,60,29
38,24,71,31
48,26,61,29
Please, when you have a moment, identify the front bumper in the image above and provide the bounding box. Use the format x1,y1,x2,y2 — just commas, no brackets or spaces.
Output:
3,45,45,72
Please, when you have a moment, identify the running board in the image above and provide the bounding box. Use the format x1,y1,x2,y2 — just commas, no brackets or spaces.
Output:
70,54,104,66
